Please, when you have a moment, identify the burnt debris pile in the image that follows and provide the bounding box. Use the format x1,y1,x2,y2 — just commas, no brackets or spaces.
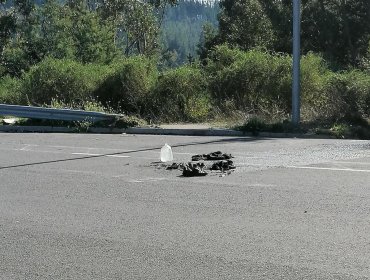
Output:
160,151,236,177
182,162,208,177
191,151,233,161
210,160,236,171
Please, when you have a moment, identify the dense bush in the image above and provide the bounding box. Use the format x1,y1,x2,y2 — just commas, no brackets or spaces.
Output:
322,70,370,121
205,44,246,71
2,45,369,128
1,45,31,78
0,76,26,105
299,53,332,120
22,58,110,105
150,65,210,122
206,45,292,118
94,56,158,115
301,60,370,123
205,45,370,123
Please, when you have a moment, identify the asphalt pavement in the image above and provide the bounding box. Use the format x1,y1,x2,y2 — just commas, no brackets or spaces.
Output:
0,133,370,279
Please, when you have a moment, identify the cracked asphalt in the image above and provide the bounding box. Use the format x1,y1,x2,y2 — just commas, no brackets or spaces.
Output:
0,133,370,279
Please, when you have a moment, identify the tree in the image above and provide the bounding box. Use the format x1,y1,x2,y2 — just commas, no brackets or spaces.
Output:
301,0,370,66
0,0,38,76
69,3,118,63
97,0,178,55
197,21,218,62
202,0,370,68
161,0,219,64
0,0,179,77
217,0,276,51
39,0,76,60
0,12,16,65
0,0,122,76
260,0,292,53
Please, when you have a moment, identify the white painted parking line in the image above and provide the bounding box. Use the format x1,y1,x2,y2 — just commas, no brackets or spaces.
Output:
0,148,66,154
49,144,126,151
60,169,98,175
287,166,370,173
0,146,140,159
20,144,38,151
334,161,370,165
72,152,103,156
127,177,167,183
236,163,266,166
106,155,130,158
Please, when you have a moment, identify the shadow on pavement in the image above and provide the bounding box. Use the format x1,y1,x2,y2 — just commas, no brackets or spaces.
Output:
0,136,267,170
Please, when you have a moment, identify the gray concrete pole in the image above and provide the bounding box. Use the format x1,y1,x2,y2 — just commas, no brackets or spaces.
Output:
292,0,301,125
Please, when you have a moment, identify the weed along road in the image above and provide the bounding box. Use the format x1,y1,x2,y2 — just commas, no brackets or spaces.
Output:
0,133,370,279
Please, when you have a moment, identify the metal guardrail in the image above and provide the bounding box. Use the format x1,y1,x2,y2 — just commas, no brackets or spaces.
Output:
0,104,118,122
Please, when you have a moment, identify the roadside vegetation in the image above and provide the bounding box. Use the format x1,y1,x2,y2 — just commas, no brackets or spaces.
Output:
0,0,369,138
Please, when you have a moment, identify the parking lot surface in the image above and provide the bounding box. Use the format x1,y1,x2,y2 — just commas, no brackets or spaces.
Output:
1,133,370,279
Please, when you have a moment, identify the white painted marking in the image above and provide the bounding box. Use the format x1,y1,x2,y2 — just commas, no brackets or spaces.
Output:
334,161,370,165
287,166,370,173
236,163,265,166
0,148,65,154
49,145,124,151
20,144,38,151
126,177,167,183
14,150,141,159
106,155,130,158
251,184,277,187
60,169,98,175
72,152,102,156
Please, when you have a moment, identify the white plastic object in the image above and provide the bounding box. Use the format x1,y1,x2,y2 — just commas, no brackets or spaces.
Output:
160,143,173,162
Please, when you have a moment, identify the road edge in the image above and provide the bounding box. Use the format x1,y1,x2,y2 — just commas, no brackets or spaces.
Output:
0,125,335,139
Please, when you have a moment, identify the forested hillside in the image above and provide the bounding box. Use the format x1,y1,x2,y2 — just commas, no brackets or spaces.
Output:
161,0,219,65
